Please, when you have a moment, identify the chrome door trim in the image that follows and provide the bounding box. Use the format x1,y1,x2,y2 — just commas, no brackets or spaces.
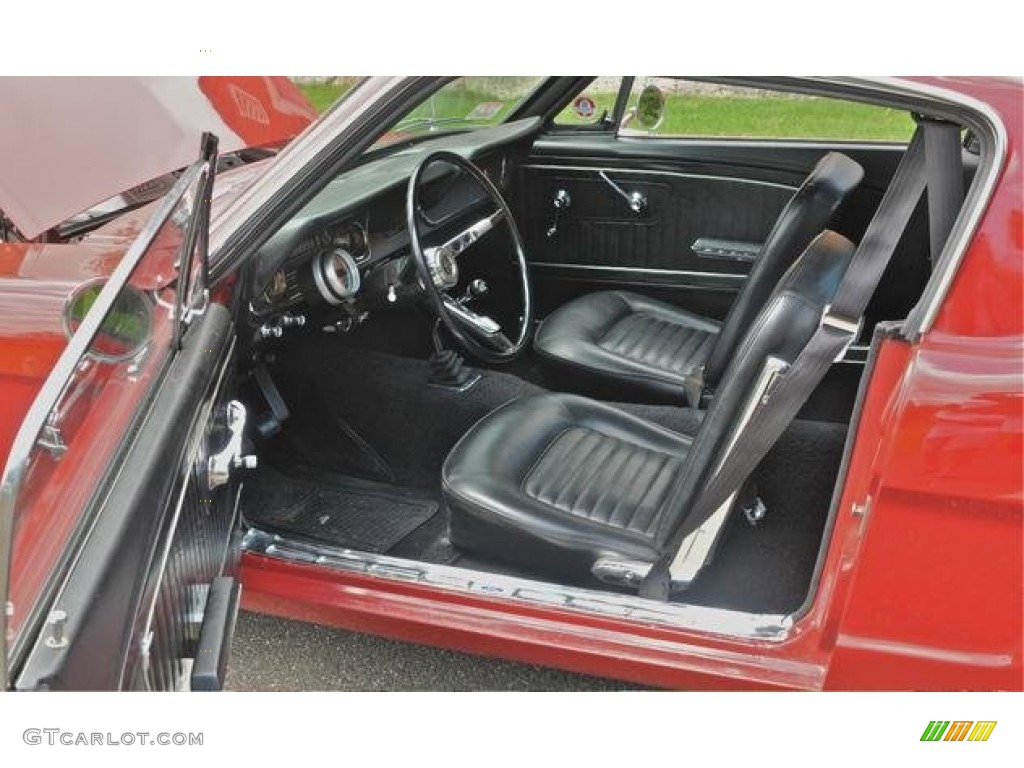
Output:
242,528,793,642
530,262,747,290
531,262,746,280
521,163,799,192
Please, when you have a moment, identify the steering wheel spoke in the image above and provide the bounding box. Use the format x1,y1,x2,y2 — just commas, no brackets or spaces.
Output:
439,209,503,259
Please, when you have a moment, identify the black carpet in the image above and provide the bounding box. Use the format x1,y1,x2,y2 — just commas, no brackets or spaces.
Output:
268,336,543,489
681,419,847,613
255,336,849,615
243,466,438,553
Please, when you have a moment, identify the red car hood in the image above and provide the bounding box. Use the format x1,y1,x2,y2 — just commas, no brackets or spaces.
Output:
0,76,317,239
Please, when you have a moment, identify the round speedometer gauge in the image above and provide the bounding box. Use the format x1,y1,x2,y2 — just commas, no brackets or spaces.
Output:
312,248,360,304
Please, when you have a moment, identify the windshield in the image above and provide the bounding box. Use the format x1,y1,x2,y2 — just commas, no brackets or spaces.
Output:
370,77,544,152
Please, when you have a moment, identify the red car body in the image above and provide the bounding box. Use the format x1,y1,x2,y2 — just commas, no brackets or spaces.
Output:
0,76,1020,691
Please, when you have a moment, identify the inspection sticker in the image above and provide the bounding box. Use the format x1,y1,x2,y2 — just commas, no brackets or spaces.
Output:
466,101,503,120
572,96,597,119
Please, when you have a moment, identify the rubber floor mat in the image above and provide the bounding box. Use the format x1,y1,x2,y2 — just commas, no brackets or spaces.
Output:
244,467,438,554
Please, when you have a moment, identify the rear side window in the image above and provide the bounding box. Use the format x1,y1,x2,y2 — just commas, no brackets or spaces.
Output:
556,78,916,142
621,78,915,141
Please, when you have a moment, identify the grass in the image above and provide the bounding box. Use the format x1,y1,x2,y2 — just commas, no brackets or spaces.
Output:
296,82,915,143
298,81,353,112
651,95,914,141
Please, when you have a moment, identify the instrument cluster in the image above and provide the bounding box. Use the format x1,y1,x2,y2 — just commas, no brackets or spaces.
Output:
259,218,371,310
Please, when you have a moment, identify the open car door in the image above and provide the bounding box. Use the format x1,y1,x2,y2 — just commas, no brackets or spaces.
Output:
1,135,247,691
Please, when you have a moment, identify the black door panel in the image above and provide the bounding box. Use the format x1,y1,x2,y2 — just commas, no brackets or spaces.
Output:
521,165,794,275
14,307,242,691
516,133,909,320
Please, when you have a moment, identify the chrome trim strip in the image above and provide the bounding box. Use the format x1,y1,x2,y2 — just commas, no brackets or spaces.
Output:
0,161,209,690
530,261,746,284
242,528,792,641
521,164,798,192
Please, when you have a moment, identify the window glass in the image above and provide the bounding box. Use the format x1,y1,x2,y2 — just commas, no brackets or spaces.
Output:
613,78,915,142
370,77,545,152
553,77,623,127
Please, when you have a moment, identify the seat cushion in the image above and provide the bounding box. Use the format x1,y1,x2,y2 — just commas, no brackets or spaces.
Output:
443,392,693,580
533,291,719,402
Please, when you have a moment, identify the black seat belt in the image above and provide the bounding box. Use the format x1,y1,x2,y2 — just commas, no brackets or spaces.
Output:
641,125,940,601
922,118,965,267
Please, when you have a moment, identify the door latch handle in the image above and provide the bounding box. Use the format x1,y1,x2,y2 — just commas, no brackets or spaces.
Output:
546,188,571,238
598,171,648,216
208,400,257,490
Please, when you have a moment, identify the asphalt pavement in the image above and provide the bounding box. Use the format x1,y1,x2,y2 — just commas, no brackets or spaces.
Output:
226,610,643,691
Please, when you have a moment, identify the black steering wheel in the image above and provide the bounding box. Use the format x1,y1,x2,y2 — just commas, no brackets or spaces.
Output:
406,150,533,363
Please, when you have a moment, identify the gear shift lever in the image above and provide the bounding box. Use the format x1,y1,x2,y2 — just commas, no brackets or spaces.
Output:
428,319,481,390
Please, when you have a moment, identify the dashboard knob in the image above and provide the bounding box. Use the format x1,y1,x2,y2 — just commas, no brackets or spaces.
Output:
468,279,488,298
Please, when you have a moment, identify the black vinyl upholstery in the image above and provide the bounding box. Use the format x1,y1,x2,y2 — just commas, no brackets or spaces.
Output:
445,230,857,584
533,291,719,401
533,152,864,403
444,394,693,578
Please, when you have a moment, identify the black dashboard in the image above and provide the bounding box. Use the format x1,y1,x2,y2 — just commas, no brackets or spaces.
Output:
249,118,540,328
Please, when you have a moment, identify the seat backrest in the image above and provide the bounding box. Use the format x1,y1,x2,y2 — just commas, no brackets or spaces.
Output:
701,152,864,394
657,229,856,547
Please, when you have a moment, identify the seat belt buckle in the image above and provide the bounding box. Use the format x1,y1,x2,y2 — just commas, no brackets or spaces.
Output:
821,304,862,362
